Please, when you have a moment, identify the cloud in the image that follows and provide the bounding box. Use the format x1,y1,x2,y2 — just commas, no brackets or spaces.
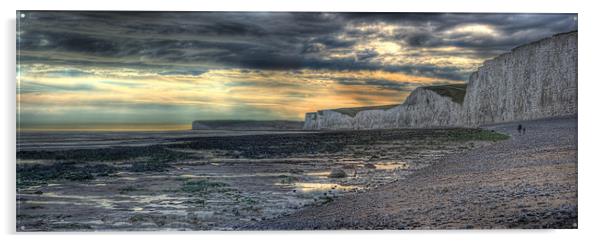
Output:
337,79,414,91
100,80,146,88
16,12,578,126
18,12,576,78
19,80,100,93
158,70,207,76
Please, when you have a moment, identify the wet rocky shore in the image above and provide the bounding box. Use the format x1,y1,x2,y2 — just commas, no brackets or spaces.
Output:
246,116,578,230
17,127,506,231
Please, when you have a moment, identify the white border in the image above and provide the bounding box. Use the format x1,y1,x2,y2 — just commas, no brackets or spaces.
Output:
2,0,600,243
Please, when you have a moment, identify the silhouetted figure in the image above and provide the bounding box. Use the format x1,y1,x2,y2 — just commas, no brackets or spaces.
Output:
522,127,526,135
517,124,523,135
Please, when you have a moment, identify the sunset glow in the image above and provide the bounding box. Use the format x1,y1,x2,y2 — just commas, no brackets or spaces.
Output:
16,12,577,130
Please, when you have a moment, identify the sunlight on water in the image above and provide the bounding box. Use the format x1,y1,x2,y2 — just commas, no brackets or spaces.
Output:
375,162,408,170
305,171,331,177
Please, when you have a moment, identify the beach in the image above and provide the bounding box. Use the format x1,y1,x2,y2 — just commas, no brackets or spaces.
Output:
247,116,578,229
17,126,509,231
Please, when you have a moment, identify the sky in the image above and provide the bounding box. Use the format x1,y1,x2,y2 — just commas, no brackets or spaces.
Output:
16,12,577,130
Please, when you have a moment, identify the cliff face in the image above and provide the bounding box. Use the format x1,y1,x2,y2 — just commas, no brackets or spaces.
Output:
303,31,577,130
463,31,577,125
303,113,319,130
395,87,466,128
304,87,465,130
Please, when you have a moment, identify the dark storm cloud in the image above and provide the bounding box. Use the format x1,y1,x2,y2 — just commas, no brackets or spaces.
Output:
356,49,379,61
388,13,576,50
339,12,576,35
337,79,414,92
18,11,577,81
336,13,577,56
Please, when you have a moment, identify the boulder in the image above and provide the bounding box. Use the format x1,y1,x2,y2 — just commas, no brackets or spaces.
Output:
328,169,347,178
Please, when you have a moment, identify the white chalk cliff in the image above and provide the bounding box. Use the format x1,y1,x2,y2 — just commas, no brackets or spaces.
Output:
303,31,577,130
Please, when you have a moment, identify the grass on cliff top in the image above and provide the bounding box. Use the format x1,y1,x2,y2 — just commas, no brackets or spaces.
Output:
322,84,467,117
324,104,399,117
423,83,467,104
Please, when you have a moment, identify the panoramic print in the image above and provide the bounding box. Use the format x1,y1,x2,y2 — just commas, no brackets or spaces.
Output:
16,11,577,231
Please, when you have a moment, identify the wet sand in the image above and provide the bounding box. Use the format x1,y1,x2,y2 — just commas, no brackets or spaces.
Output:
247,116,578,229
17,130,312,151
16,128,502,231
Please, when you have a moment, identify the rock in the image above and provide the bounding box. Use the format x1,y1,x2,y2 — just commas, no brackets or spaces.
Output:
304,87,466,130
363,163,377,169
328,169,347,178
288,168,304,174
464,31,577,125
342,164,356,169
303,31,577,130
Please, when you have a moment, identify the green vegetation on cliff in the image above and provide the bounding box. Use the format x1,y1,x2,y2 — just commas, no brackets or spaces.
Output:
323,104,399,117
423,83,468,104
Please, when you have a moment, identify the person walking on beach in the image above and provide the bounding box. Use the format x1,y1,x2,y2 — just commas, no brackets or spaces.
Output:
522,127,526,135
517,124,523,135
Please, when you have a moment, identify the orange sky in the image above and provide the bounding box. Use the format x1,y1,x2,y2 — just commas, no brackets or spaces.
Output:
16,12,577,130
